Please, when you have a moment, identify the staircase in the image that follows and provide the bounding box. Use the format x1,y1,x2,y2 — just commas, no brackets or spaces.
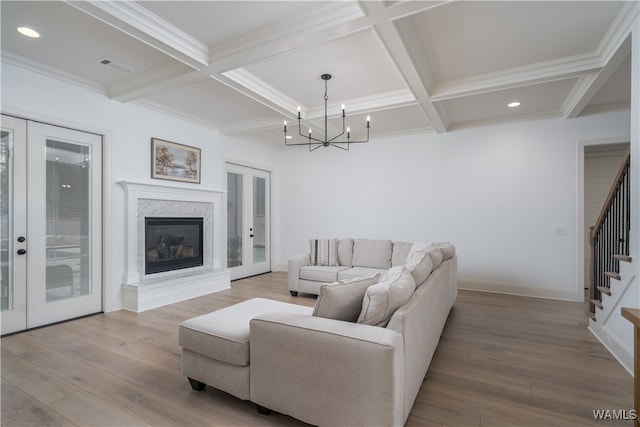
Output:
588,147,631,321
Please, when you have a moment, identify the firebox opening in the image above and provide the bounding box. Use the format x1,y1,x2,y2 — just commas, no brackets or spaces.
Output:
145,217,204,274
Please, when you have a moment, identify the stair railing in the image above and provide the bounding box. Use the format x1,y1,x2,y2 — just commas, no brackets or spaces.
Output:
588,147,631,318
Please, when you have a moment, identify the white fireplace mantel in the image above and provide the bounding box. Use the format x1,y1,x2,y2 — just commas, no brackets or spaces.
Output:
118,181,229,312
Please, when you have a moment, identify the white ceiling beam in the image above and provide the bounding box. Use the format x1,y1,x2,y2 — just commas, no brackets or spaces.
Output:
430,53,605,101
564,38,631,118
109,63,209,102
210,0,448,74
64,0,209,70
359,0,449,133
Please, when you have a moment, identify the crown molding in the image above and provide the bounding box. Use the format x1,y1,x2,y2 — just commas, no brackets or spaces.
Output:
220,68,300,117
64,0,209,70
448,110,566,132
132,99,221,133
596,1,639,63
220,116,284,136
1,52,106,95
430,52,604,102
564,37,631,119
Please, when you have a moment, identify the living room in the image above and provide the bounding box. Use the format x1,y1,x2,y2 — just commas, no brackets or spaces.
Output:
2,1,639,425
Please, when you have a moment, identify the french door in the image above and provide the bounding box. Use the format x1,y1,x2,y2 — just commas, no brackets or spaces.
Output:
1,115,102,335
226,163,270,280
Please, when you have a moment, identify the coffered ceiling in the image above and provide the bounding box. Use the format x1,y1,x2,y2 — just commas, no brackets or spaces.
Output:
1,1,637,146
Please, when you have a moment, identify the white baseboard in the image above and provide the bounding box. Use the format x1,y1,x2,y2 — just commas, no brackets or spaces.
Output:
273,263,287,272
588,319,634,376
458,279,580,301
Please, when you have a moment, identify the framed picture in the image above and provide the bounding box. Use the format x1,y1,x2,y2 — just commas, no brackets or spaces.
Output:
151,138,201,184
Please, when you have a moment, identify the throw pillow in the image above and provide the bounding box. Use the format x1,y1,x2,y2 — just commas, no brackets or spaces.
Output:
309,238,338,266
312,274,381,322
357,267,416,327
404,250,433,287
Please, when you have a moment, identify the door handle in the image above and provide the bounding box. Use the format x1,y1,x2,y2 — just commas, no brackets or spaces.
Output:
249,227,254,238
17,249,27,255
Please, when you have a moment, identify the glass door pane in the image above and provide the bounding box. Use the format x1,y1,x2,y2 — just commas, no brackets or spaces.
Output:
1,115,28,335
227,171,243,268
253,176,266,263
1,129,12,310
45,140,91,302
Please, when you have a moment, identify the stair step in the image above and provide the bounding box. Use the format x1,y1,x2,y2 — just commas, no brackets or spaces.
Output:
613,254,632,263
596,286,611,296
604,271,621,281
591,299,603,309
587,312,596,321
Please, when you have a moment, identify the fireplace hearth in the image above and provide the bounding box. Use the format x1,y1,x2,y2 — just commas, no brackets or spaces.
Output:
145,217,203,274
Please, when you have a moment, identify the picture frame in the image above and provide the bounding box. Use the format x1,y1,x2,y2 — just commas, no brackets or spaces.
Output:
151,138,201,184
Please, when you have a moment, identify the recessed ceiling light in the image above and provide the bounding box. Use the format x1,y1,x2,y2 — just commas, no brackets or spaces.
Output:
17,27,40,38
507,101,521,108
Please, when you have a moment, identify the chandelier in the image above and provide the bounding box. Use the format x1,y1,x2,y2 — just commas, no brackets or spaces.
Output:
284,74,370,151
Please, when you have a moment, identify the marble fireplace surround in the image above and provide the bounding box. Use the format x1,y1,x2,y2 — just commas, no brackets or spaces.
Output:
118,181,229,312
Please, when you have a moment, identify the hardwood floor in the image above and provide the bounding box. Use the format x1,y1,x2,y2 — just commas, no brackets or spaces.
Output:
1,272,633,426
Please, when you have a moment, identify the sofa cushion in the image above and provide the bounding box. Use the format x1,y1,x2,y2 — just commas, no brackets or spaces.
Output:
352,239,392,269
338,267,386,281
309,238,338,266
391,241,412,266
337,238,354,267
431,242,456,260
357,266,416,327
312,274,381,322
404,250,433,287
179,298,312,366
299,265,350,282
426,247,443,269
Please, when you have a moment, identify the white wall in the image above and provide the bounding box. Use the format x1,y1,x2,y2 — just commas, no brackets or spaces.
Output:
277,111,630,302
1,56,634,316
1,62,284,312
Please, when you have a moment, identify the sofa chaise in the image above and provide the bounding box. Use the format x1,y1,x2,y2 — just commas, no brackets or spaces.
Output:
179,240,457,427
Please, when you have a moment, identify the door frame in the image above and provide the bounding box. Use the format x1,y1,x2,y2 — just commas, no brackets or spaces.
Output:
577,136,630,304
224,160,272,280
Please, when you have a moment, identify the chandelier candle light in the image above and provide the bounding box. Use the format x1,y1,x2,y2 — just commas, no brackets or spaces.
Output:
284,74,370,151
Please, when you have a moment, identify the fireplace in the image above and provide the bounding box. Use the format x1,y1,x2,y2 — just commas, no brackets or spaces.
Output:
119,181,229,312
145,217,204,274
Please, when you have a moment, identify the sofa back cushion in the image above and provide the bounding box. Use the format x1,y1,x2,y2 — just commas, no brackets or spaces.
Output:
357,266,415,327
431,242,456,260
309,239,338,266
426,247,443,269
391,241,412,266
404,250,433,287
352,239,392,269
312,274,380,322
337,238,354,267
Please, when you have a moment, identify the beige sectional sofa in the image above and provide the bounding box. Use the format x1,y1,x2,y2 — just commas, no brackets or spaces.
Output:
289,238,429,296
179,240,457,427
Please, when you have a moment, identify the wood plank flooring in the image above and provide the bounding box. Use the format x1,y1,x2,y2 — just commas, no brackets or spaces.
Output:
1,272,634,426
